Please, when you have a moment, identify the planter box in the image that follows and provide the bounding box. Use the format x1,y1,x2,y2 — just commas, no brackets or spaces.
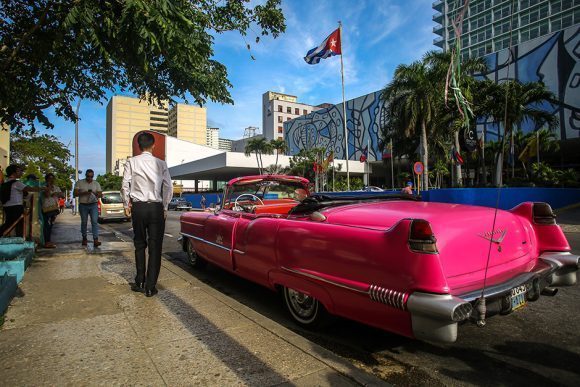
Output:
0,272,17,315
0,254,27,283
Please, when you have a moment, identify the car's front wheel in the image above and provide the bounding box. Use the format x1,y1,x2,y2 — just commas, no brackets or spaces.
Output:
283,286,328,328
186,238,206,268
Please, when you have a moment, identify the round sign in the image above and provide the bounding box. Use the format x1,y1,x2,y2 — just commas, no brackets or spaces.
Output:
413,162,424,175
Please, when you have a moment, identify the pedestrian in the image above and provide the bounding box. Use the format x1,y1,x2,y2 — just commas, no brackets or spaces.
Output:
58,197,65,214
401,181,413,195
121,132,172,297
0,165,41,237
200,195,207,210
40,173,63,248
74,169,102,247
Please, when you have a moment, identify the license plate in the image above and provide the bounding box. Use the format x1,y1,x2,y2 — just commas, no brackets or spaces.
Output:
108,210,122,214
510,285,527,311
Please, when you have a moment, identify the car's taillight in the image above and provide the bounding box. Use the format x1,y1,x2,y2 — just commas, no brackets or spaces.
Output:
97,201,101,215
533,202,556,225
409,219,438,253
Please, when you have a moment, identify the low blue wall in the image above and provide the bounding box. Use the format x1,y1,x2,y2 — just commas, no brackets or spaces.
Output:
182,193,222,209
419,188,580,210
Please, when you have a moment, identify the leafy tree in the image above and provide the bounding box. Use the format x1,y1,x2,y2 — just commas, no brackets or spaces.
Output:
96,173,123,191
333,176,364,192
0,0,286,132
9,132,75,190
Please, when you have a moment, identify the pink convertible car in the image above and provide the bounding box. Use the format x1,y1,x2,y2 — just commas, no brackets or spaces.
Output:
180,175,579,343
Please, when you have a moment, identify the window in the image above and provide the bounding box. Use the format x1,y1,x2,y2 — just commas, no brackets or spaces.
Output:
278,105,282,112
286,117,291,121
562,11,573,28
551,0,562,14
551,17,562,32
278,127,283,133
278,116,283,123
286,106,291,113
539,20,549,35
303,109,307,115
295,107,299,115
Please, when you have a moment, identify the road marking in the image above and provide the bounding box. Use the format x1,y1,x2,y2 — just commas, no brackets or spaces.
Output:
164,233,174,238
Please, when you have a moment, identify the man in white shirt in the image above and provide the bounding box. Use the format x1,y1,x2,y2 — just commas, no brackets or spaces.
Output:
121,132,172,297
74,169,103,247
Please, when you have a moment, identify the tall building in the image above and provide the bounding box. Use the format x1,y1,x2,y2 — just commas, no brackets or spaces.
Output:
262,91,319,141
167,104,207,144
107,96,207,175
433,0,579,58
106,96,169,174
206,127,220,149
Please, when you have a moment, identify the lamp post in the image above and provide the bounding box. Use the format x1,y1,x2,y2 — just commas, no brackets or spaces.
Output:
74,100,80,215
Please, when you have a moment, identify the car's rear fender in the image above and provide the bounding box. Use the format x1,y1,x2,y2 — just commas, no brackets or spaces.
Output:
268,269,336,314
510,202,571,253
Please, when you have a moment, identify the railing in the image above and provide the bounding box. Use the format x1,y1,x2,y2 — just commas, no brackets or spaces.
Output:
0,194,35,240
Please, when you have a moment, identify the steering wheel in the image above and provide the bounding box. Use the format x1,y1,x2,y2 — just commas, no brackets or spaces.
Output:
233,194,264,212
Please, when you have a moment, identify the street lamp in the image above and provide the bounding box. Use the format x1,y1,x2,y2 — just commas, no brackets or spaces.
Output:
74,100,80,215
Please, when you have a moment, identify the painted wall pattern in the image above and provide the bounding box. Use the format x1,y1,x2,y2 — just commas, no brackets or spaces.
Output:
479,25,579,141
285,91,388,161
286,26,579,158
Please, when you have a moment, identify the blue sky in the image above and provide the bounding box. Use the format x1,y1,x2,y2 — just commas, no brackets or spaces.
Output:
38,0,435,176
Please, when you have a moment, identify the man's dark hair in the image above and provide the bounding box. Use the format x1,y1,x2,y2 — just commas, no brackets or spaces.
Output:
85,169,94,176
6,164,21,177
137,131,155,151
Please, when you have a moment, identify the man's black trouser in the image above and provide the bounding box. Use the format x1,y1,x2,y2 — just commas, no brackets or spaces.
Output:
131,202,165,290
1,205,24,237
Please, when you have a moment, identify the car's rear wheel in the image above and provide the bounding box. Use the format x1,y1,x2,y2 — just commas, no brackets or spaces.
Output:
283,286,328,328
186,238,206,268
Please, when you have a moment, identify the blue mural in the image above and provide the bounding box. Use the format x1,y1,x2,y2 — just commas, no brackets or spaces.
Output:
479,26,580,141
285,91,387,160
286,26,579,158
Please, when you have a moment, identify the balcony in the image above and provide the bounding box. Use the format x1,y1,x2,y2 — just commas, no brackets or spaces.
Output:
432,0,444,12
433,24,444,35
433,37,445,48
433,12,443,23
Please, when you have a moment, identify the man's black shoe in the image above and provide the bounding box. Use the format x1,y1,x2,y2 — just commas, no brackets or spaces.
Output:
145,288,158,297
131,282,145,293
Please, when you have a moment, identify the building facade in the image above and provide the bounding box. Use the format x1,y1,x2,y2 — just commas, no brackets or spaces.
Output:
106,95,169,174
262,91,319,141
167,104,207,145
206,127,220,149
433,0,579,59
218,138,233,151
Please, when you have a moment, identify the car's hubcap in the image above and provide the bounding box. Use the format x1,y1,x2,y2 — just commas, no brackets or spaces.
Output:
287,288,317,320
187,240,197,265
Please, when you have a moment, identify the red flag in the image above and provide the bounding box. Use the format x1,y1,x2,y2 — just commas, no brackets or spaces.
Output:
359,145,368,163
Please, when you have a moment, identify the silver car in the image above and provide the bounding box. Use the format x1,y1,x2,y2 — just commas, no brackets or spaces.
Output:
98,191,130,222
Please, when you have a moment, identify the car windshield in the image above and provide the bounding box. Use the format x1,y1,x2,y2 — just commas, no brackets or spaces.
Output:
101,192,123,204
224,179,306,207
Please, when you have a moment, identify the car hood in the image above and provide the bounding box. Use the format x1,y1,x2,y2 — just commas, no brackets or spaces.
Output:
322,201,535,290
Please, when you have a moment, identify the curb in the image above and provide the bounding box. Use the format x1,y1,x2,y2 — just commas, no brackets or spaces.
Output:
161,253,389,387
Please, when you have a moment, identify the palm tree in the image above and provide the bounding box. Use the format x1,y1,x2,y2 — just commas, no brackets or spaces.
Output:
382,57,440,190
482,80,558,186
244,137,272,174
270,138,287,173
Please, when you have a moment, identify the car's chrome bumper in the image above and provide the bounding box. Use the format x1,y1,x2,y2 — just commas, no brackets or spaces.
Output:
407,252,579,343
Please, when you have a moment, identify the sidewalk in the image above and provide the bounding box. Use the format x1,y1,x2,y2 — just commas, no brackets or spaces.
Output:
0,212,386,386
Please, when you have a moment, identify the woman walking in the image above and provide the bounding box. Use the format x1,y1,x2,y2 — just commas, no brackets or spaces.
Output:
41,173,63,248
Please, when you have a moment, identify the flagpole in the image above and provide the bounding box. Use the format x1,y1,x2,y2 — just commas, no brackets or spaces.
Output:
390,139,394,190
366,138,370,186
536,130,540,164
339,21,350,191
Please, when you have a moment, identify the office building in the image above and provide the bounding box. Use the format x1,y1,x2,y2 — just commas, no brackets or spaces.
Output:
262,91,319,141
106,96,169,174
433,0,579,58
206,127,220,149
218,138,233,151
167,104,207,145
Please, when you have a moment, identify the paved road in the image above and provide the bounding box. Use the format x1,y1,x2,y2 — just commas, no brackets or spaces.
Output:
104,210,580,386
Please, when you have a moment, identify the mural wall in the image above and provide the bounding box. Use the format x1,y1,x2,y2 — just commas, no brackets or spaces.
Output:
479,25,579,141
285,25,579,158
285,91,387,161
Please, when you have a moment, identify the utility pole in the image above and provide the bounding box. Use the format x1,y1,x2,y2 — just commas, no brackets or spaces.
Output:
74,100,80,215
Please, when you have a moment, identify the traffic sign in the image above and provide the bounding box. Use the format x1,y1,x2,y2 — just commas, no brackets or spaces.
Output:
413,162,424,175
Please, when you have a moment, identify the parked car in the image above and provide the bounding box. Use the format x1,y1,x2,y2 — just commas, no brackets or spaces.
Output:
168,197,192,211
360,186,384,192
98,191,130,223
179,175,579,343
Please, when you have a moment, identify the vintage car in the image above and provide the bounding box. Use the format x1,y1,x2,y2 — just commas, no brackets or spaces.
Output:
179,175,579,343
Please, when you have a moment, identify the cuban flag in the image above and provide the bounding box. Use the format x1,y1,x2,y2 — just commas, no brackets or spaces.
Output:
304,28,342,65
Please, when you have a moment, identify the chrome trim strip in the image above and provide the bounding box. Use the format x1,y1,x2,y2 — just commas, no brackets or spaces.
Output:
233,249,246,255
181,221,204,227
281,267,368,294
280,267,408,310
180,232,230,252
